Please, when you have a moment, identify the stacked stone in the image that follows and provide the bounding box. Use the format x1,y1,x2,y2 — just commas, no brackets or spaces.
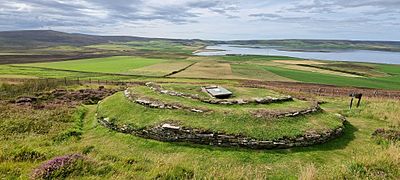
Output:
252,103,321,118
97,114,347,149
145,82,202,100
201,96,293,105
372,128,400,141
124,89,206,113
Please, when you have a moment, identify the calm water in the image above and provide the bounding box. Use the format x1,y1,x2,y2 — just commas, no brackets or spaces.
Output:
195,44,400,64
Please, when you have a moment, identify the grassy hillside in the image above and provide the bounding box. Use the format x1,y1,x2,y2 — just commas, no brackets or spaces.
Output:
0,30,205,49
0,81,399,179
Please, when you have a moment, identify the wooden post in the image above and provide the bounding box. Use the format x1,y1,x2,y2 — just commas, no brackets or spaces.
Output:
64,77,67,86
356,94,362,108
349,97,354,109
349,93,362,109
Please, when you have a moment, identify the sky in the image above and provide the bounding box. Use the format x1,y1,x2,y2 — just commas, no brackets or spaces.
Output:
0,0,399,40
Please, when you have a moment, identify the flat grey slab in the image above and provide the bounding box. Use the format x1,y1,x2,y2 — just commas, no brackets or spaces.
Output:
205,87,232,97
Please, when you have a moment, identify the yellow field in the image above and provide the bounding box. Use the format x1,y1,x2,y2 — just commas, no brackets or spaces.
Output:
281,64,362,77
129,61,193,76
231,63,296,81
171,61,242,79
273,60,326,65
269,60,362,77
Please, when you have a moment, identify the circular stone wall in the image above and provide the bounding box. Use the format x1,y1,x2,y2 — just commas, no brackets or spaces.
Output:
96,83,347,149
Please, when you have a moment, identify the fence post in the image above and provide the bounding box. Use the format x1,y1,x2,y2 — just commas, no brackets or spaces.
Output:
64,77,67,86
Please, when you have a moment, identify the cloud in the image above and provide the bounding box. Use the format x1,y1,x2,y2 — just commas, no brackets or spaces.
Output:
286,0,400,14
249,13,281,19
0,0,398,40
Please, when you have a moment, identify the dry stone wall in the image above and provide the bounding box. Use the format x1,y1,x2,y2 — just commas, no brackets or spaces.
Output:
97,114,347,149
252,103,322,118
124,90,208,113
145,82,293,105
125,88,320,118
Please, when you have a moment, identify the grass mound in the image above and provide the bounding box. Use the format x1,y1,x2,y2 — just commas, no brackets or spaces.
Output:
97,84,343,141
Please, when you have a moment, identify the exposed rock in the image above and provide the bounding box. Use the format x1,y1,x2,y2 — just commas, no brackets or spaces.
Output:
16,96,37,104
252,103,321,118
124,89,209,113
372,128,400,141
162,123,180,130
97,115,347,150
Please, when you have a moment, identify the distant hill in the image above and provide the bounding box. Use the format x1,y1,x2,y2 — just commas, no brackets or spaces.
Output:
225,39,400,52
1,30,400,52
0,30,200,49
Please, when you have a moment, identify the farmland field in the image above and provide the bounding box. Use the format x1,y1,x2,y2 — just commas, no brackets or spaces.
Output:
2,50,400,89
19,56,166,75
129,61,194,76
171,60,242,79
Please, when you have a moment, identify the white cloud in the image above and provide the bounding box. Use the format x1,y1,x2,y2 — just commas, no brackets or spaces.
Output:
0,0,398,40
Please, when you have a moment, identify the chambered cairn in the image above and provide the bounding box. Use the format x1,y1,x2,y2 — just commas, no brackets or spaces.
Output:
96,82,347,149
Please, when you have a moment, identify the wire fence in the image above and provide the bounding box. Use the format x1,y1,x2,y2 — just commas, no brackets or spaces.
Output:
0,77,143,99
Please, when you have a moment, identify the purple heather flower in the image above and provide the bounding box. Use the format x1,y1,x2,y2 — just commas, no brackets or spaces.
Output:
31,154,84,179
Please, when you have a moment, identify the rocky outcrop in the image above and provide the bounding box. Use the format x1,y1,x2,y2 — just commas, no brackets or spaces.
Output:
11,87,120,107
97,114,347,149
372,128,400,141
145,82,293,105
15,96,38,105
252,103,322,118
124,90,208,113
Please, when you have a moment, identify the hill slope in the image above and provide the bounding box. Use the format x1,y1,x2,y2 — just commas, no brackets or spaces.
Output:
0,30,197,49
226,39,400,52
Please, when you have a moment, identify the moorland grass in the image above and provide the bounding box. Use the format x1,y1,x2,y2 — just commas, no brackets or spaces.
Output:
1,95,399,179
87,40,201,55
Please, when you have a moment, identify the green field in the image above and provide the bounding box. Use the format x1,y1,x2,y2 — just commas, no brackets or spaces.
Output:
262,66,400,89
1,50,400,89
19,56,165,75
